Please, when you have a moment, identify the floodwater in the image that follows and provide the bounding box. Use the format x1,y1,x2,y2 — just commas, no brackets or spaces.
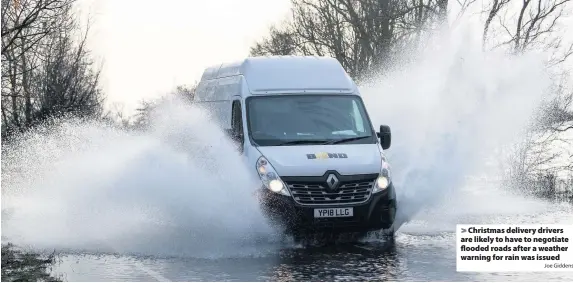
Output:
51,197,573,282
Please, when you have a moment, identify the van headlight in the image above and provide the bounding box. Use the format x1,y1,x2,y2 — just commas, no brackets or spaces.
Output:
373,157,392,193
256,156,290,196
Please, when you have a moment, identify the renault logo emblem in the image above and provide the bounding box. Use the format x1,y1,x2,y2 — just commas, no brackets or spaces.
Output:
326,174,339,191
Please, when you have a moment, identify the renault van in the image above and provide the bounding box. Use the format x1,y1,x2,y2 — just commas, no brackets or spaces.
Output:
193,56,397,240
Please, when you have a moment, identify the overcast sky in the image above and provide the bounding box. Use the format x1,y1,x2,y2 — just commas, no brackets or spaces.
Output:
77,0,291,114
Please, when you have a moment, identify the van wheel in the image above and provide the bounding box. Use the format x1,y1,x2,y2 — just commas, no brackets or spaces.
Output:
380,201,396,230
376,202,396,241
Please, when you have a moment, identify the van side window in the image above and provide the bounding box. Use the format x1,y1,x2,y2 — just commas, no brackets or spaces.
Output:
231,100,244,151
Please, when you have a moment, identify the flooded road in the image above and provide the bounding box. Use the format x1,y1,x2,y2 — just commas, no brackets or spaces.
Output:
51,198,573,282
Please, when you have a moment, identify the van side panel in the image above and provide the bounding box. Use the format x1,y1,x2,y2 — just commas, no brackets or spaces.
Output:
194,74,246,130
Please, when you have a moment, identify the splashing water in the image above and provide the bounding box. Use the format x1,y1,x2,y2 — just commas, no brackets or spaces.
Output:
360,26,558,231
1,99,282,258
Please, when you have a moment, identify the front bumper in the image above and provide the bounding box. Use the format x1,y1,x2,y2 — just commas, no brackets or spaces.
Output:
257,182,396,234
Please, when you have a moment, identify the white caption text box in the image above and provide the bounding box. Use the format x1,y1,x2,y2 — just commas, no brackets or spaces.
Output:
456,224,573,272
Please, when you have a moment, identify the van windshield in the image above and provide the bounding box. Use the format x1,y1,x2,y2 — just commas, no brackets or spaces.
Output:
246,95,376,146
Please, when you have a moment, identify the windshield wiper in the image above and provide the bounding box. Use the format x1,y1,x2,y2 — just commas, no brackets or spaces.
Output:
276,140,330,146
274,136,372,146
323,136,372,145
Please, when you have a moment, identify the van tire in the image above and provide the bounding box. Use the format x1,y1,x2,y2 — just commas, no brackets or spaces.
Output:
380,200,396,230
375,200,396,240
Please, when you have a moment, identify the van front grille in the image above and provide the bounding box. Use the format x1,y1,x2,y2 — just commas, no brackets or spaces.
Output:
282,173,377,206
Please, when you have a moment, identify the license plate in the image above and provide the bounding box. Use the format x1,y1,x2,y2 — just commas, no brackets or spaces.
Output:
313,207,353,218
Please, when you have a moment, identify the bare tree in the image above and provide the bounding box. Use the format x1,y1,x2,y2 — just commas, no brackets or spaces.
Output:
30,23,105,123
1,0,74,58
538,74,573,132
481,0,572,63
250,24,298,56
250,0,449,81
481,0,573,196
1,0,105,141
481,0,511,50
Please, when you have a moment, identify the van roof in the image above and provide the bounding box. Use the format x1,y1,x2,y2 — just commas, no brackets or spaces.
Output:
199,56,357,95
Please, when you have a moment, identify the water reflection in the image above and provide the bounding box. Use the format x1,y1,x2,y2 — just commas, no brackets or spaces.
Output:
269,239,402,281
52,230,573,282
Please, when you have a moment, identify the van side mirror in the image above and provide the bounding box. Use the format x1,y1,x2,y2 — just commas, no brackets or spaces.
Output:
376,125,391,150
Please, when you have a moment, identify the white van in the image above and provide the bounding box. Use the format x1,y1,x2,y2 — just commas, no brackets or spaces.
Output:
193,56,396,240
